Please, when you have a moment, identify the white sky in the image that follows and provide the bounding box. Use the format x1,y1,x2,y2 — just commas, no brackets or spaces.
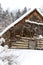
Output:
0,0,43,11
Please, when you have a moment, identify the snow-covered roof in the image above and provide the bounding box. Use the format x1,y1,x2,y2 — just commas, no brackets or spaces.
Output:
0,8,43,36
36,8,43,16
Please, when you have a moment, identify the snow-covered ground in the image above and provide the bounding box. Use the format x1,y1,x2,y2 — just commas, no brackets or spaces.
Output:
0,46,43,65
11,49,43,65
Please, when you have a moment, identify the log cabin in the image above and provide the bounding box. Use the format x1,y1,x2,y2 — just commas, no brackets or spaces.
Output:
1,8,43,49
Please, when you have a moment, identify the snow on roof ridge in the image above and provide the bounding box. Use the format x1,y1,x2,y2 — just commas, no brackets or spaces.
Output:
0,8,43,36
36,8,43,16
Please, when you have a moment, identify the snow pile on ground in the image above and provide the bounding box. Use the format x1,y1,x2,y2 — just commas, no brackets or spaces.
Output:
12,49,43,65
38,35,43,39
0,46,19,65
0,46,43,65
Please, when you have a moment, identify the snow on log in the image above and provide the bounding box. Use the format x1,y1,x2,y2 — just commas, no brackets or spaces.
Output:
25,20,43,25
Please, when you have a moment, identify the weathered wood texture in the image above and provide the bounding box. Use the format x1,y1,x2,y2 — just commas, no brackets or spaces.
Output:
2,9,43,49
